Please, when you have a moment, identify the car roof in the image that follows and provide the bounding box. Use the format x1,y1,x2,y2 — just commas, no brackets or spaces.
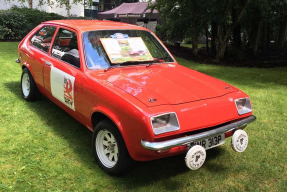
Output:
42,20,149,33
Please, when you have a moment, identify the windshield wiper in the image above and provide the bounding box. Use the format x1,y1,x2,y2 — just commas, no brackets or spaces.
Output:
146,55,170,67
117,61,146,66
104,56,170,71
104,64,121,72
104,61,146,72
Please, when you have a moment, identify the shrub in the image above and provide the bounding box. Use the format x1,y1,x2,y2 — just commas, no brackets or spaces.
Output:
0,10,27,39
0,7,64,40
0,26,10,39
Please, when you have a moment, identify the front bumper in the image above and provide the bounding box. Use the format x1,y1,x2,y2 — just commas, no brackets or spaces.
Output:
141,115,256,151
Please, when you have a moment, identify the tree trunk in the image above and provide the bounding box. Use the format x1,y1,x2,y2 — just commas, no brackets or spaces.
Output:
232,8,241,48
233,25,241,48
211,22,217,55
216,44,227,61
250,20,262,55
191,18,198,56
277,9,287,50
267,23,270,50
191,2,198,56
215,27,227,61
66,0,70,18
205,25,209,54
192,32,198,56
215,0,250,61
28,0,33,9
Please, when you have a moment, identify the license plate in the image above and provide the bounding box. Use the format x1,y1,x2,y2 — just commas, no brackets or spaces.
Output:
190,134,225,150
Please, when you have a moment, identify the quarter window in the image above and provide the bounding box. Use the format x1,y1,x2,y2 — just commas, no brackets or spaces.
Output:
30,26,57,53
52,28,80,68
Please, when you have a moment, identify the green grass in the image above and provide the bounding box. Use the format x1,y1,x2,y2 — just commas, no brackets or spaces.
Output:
0,42,287,191
181,43,206,49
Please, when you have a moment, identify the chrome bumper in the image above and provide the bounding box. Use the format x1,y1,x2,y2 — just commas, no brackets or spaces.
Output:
141,115,256,151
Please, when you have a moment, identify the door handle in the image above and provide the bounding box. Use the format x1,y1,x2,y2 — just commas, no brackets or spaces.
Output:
45,61,52,66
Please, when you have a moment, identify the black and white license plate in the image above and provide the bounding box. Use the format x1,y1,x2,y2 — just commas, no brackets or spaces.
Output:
189,134,225,150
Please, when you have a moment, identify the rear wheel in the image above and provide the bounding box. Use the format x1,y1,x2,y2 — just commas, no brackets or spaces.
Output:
92,119,134,176
21,68,40,101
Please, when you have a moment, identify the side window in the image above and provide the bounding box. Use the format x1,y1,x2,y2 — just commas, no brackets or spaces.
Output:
30,26,57,53
51,28,80,68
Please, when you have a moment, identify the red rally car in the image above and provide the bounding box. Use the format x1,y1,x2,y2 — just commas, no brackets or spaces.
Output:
16,20,256,176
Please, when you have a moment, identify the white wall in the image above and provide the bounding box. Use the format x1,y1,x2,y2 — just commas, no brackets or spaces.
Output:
0,0,84,17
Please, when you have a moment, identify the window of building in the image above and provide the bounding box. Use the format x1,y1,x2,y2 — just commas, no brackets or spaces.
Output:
51,28,80,68
30,26,57,53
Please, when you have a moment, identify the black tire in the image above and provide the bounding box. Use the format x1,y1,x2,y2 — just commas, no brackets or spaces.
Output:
92,119,134,176
21,68,40,101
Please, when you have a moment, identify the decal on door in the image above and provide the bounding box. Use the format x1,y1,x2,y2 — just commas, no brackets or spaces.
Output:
51,66,75,111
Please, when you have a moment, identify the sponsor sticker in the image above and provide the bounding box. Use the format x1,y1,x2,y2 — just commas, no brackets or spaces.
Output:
51,67,75,111
110,33,129,39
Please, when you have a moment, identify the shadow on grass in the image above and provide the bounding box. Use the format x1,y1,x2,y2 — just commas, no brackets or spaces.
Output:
5,81,229,190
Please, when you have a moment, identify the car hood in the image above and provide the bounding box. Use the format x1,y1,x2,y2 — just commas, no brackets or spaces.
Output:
96,64,237,107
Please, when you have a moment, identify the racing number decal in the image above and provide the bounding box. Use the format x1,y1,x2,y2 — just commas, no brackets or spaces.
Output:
50,66,75,111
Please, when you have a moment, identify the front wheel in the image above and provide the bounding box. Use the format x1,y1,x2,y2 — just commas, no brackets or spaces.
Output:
92,120,134,176
21,68,40,101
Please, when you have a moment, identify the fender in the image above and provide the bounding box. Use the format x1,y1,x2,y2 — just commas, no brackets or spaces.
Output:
89,105,150,161
90,105,124,134
21,62,34,77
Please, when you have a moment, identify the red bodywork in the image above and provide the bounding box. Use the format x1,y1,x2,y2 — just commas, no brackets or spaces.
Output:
17,20,253,161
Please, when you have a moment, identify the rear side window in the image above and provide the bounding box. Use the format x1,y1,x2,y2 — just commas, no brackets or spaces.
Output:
51,28,80,68
30,26,57,53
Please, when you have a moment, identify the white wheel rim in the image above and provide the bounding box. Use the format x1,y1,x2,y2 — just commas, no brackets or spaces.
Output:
96,130,119,168
22,73,30,97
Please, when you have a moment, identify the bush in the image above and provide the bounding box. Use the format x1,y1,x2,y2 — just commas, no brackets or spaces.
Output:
0,7,64,40
0,26,10,39
0,10,27,39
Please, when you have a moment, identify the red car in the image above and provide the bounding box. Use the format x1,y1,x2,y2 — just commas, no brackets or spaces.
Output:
16,20,256,176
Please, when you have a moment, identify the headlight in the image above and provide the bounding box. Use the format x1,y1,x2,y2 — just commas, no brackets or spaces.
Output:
150,112,180,135
235,97,252,115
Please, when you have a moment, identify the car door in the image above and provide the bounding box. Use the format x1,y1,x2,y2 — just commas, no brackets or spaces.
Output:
28,26,57,88
43,27,83,118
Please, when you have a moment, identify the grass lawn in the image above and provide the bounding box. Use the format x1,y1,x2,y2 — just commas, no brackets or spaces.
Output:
181,43,206,49
0,42,287,191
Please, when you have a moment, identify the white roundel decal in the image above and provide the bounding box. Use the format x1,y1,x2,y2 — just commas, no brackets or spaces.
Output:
231,129,248,152
185,145,206,170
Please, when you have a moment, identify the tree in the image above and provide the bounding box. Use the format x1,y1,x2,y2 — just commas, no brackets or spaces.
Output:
151,0,287,62
7,0,33,8
276,1,287,50
210,0,250,61
149,0,207,56
150,0,250,60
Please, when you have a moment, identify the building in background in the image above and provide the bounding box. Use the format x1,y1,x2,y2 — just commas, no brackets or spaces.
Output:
84,0,139,18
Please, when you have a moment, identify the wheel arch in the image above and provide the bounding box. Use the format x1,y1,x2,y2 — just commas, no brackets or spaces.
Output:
91,107,125,136
21,62,35,79
91,108,133,158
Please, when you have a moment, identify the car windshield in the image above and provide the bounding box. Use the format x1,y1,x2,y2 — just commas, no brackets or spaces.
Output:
83,30,174,70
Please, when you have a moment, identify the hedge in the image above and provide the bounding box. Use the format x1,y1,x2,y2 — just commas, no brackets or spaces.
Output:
0,6,64,40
